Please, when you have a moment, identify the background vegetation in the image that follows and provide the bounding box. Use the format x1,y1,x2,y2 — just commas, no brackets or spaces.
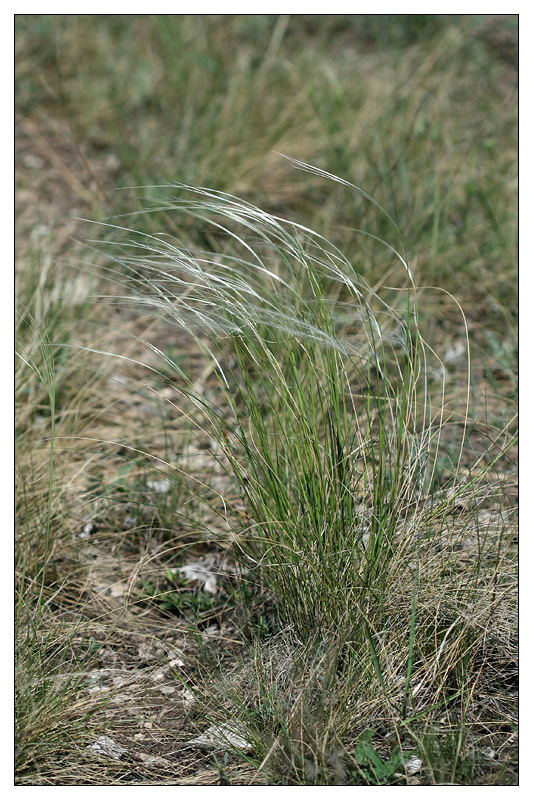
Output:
15,14,517,785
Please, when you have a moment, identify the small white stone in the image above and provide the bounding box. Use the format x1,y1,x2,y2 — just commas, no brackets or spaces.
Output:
23,154,45,170
87,735,127,761
404,755,422,775
79,521,95,538
158,683,177,696
137,752,172,767
187,721,253,753
147,479,171,493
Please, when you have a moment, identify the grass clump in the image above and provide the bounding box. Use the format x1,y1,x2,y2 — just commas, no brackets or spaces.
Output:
95,164,426,632
89,162,516,784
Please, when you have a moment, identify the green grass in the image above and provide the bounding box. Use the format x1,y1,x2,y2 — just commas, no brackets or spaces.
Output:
94,177,515,786
15,14,517,785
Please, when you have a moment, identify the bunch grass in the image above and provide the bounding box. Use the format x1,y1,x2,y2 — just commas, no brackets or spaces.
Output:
83,163,516,783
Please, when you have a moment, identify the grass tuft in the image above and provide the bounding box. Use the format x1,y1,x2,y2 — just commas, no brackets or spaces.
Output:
81,164,516,784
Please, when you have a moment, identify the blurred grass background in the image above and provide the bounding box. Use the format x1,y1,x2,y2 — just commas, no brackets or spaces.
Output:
15,13,517,400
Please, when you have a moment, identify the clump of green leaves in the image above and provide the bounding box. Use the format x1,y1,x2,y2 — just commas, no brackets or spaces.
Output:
350,730,412,785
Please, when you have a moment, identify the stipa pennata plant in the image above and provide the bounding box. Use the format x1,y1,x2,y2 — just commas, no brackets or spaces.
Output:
86,159,514,649
61,159,517,785
85,161,431,631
